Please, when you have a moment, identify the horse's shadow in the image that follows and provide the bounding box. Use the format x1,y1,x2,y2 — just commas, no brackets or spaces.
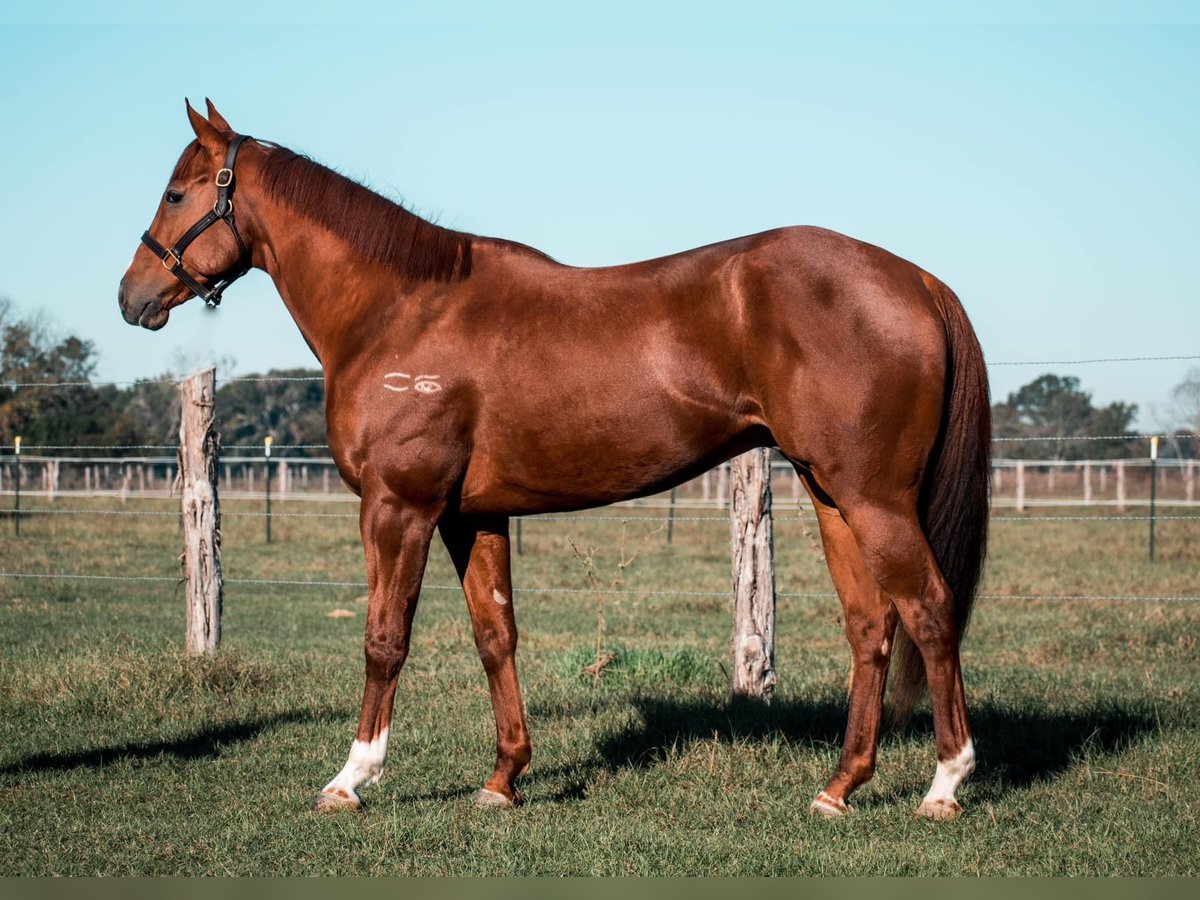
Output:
2,693,1163,810
0,708,340,777
532,694,1162,804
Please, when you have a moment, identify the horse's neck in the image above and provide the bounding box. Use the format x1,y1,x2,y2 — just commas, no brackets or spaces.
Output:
252,199,402,369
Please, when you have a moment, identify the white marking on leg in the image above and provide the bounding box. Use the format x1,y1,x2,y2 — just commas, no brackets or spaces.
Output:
493,589,509,606
921,739,975,809
321,728,390,803
810,790,849,817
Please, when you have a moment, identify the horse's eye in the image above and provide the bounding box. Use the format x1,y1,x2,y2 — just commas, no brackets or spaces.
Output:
165,190,184,204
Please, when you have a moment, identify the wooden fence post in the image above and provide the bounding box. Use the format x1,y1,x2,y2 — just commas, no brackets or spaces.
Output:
1016,460,1025,512
1187,460,1195,504
730,448,777,701
179,368,223,655
1083,461,1092,503
1116,461,1126,513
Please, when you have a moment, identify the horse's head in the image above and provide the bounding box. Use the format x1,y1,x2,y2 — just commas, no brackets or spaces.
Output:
119,100,254,330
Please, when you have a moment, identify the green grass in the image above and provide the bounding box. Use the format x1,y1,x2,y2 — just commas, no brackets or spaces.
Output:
1,496,1198,875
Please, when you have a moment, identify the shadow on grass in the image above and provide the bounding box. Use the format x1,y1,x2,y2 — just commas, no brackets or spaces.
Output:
535,694,1163,803
0,708,341,776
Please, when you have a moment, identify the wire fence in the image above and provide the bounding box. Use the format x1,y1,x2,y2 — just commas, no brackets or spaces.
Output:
1,362,1198,605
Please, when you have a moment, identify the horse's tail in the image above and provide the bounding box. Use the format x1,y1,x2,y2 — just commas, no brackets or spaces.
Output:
888,275,991,724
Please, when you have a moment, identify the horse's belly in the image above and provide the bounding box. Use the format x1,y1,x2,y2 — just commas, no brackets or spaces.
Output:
457,395,753,516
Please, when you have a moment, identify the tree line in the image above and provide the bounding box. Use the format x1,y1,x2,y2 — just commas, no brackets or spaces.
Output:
1,299,326,456
2,298,1197,459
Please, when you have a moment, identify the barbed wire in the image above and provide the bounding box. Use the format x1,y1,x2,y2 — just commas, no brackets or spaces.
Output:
5,352,1200,391
0,375,325,390
7,444,331,452
3,506,1198,523
6,435,1193,455
0,570,1195,602
4,351,1200,393
991,434,1176,443
988,354,1200,366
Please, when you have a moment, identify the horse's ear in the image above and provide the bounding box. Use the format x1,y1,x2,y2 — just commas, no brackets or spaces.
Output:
185,98,224,158
204,98,233,133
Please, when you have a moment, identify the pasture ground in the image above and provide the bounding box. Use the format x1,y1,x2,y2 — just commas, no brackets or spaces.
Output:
1,495,1197,875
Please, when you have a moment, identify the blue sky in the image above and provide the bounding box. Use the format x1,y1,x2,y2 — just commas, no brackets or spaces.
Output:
1,6,1197,426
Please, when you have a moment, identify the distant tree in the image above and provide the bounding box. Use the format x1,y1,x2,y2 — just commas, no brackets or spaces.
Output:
1163,367,1200,459
0,298,116,448
100,380,181,450
215,368,327,455
991,373,1139,459
0,298,333,456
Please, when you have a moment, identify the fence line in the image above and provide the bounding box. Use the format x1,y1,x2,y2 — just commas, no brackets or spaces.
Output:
0,570,1194,604
4,358,1199,645
9,435,1192,453
4,504,1200,523
5,352,1199,391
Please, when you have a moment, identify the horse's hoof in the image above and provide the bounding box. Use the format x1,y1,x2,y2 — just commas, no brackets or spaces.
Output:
916,797,962,820
810,791,850,818
473,788,520,808
312,788,361,814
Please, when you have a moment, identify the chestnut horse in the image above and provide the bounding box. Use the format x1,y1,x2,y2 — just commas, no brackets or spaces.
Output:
119,102,990,819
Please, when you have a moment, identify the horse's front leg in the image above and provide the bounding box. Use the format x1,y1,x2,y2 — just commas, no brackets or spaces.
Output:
439,513,531,807
314,496,439,812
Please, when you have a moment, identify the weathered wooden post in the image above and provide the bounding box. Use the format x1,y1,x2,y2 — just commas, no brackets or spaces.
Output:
730,448,776,700
1083,461,1092,503
179,368,223,655
716,462,729,510
1116,460,1126,513
1015,460,1025,512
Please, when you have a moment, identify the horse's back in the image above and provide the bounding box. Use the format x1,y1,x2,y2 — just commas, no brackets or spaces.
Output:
441,226,950,514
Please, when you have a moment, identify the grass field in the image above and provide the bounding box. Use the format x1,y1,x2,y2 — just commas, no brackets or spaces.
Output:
1,493,1197,875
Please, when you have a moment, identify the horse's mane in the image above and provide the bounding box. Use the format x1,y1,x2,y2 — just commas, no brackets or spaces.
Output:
258,145,473,283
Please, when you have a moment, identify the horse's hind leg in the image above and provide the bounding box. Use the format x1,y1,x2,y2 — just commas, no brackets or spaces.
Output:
439,513,531,807
314,497,438,812
801,482,899,816
836,499,975,819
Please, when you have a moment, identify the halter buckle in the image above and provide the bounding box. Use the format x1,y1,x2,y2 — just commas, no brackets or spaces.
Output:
215,168,234,188
161,248,181,270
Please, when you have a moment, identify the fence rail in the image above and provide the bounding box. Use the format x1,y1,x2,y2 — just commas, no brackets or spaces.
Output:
2,365,1199,659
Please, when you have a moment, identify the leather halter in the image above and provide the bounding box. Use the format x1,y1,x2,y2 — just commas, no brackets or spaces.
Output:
141,134,252,308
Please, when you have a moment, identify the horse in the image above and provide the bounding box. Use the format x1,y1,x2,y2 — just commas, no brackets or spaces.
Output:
119,100,990,819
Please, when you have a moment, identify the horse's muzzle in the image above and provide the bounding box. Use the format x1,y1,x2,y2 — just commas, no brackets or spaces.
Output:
119,280,171,331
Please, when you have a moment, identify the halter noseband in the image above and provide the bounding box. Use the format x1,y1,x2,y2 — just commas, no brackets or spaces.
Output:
141,133,252,308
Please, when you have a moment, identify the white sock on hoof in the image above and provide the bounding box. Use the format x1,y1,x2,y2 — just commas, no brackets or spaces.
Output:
322,728,390,799
921,739,975,809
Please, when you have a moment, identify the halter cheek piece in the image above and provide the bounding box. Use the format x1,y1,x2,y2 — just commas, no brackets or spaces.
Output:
140,133,252,308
